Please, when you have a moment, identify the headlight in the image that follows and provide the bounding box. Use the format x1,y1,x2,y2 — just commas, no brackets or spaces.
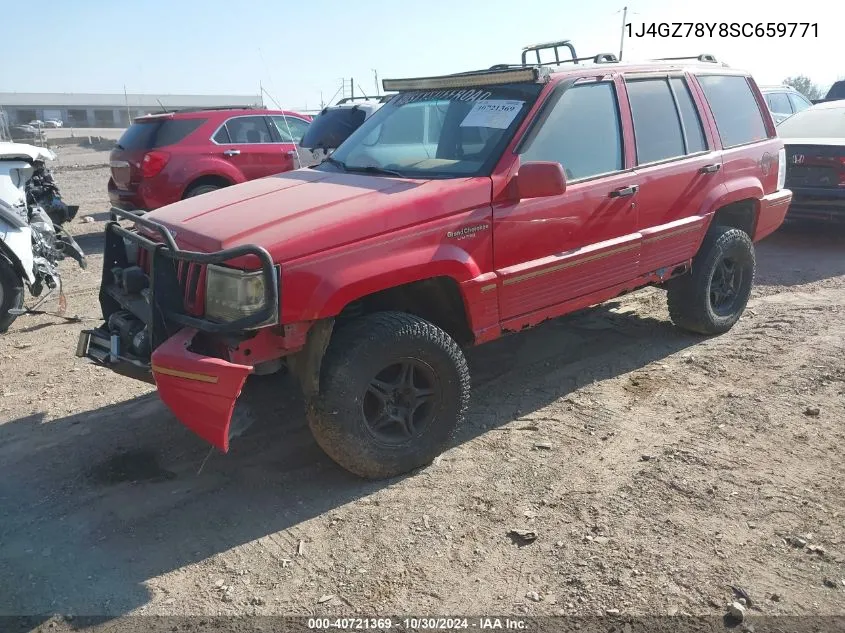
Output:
205,265,271,323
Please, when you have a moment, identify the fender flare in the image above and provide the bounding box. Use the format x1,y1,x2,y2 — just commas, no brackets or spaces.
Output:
701,176,763,230
305,243,483,321
179,161,244,198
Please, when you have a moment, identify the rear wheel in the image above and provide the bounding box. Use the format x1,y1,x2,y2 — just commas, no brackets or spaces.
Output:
667,225,755,335
184,183,223,199
306,312,470,479
0,258,25,333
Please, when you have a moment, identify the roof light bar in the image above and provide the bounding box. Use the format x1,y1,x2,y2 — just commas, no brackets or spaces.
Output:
382,67,548,92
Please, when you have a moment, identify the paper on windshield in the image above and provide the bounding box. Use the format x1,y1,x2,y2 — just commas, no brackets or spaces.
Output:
460,100,525,129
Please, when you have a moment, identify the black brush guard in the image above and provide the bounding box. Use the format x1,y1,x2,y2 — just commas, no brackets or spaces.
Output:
87,207,279,365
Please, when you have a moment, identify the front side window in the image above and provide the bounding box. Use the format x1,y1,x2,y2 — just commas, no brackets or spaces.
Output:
765,92,793,115
323,82,543,178
271,116,310,143
697,75,768,148
520,81,623,180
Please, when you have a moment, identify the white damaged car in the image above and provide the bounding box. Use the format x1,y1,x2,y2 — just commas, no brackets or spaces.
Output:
0,142,85,331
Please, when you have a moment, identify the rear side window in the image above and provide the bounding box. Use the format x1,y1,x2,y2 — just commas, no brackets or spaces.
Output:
520,81,623,180
627,78,686,163
219,116,274,144
670,77,707,154
116,118,206,150
788,93,812,113
697,75,768,148
765,92,792,115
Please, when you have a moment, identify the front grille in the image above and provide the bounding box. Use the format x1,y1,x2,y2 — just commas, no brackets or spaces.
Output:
135,240,205,316
105,206,278,337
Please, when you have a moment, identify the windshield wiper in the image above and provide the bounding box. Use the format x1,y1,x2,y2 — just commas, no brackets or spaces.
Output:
345,165,404,177
322,156,348,171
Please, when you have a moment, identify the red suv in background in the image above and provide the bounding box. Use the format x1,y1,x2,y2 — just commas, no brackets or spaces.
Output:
108,107,311,212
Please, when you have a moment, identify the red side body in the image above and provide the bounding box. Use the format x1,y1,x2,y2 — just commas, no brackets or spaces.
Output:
108,108,312,212
137,63,792,451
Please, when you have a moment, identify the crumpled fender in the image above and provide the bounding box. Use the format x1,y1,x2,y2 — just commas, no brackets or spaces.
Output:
151,328,252,452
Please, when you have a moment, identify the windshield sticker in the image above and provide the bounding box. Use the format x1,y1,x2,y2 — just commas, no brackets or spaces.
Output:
394,89,493,106
460,100,525,129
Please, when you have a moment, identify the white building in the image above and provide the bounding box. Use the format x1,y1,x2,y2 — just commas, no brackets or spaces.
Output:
0,92,263,127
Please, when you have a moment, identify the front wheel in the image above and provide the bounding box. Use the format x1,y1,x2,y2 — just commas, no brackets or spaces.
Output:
307,312,470,479
666,226,755,335
0,257,25,333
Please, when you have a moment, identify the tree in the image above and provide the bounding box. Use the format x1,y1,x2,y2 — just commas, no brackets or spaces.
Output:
782,76,824,100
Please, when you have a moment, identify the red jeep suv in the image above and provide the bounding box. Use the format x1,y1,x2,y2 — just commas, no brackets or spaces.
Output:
80,43,791,480
108,107,311,212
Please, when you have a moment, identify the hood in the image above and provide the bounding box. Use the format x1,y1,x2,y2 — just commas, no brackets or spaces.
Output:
0,142,55,162
144,169,491,263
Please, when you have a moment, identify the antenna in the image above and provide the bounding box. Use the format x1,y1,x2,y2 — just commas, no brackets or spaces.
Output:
155,98,167,113
619,6,628,61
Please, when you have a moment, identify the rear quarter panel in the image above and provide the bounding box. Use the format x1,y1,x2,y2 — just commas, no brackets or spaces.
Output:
689,72,784,239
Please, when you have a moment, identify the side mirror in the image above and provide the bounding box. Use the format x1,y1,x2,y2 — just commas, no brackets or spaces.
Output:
509,161,567,199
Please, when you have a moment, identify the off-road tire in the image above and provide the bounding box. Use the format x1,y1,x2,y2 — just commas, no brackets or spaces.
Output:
184,184,222,199
667,225,755,335
0,257,25,333
306,311,470,479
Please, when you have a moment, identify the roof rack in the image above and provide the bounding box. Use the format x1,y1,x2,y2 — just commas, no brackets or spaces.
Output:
489,53,618,71
336,95,391,104
521,39,578,65
143,105,264,116
653,54,719,64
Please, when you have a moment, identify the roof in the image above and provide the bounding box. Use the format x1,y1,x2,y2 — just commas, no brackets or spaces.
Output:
135,107,309,120
0,92,262,108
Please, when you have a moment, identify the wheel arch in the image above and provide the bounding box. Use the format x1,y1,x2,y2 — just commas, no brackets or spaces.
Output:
181,173,236,199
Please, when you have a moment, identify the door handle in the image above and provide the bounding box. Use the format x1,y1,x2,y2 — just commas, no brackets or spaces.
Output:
609,184,639,198
700,163,721,174
223,149,240,157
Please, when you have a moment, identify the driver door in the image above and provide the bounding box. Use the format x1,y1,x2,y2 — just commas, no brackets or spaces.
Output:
493,77,641,322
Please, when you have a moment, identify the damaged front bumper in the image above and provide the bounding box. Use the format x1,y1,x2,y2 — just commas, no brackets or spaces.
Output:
76,207,279,451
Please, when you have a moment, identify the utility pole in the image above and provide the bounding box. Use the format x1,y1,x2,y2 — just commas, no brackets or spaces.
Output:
350,77,354,100
123,84,131,125
372,69,379,96
619,6,628,61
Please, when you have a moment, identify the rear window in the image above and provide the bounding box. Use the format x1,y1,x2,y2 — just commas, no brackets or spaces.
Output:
116,118,206,150
777,106,845,138
827,81,845,100
300,107,366,150
697,75,768,148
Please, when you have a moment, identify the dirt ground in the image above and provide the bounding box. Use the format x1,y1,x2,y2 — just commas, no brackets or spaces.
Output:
1,146,843,625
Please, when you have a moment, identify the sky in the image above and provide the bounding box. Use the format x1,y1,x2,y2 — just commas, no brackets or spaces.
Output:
0,0,841,110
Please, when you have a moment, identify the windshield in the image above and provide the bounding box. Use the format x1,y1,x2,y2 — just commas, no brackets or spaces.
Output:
778,105,845,138
320,83,543,178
